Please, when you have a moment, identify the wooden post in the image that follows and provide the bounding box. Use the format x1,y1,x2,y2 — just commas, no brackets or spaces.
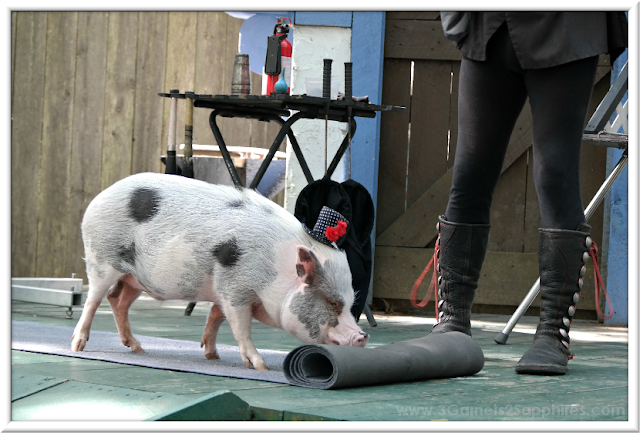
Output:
182,91,195,178
166,89,178,174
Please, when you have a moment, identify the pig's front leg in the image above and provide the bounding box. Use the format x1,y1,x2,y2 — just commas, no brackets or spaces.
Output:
221,301,268,371
201,304,225,359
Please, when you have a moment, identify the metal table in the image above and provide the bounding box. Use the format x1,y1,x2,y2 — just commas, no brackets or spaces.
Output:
158,92,404,189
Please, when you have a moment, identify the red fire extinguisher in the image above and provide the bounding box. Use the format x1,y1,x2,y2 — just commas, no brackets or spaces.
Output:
265,17,292,95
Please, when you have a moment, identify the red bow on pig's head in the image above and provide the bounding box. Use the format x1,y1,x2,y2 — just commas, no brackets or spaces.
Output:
325,220,348,242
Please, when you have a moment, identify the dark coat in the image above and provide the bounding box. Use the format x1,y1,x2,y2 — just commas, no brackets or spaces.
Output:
457,12,628,69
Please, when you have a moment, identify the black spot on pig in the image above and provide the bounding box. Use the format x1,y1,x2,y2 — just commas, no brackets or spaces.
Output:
227,198,245,208
261,203,275,215
129,187,161,222
118,242,136,267
213,238,241,267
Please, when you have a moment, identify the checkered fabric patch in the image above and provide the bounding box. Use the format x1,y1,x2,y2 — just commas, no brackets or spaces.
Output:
302,206,349,248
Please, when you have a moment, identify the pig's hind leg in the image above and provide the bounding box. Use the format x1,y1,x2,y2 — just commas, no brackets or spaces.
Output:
200,304,225,359
107,277,144,353
72,264,124,352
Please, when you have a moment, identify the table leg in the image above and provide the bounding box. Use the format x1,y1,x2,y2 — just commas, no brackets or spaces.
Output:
246,113,314,187
325,117,357,179
208,110,245,187
249,111,305,190
207,107,358,191
284,128,315,184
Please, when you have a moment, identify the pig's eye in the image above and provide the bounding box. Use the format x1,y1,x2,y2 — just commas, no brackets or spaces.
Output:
329,300,342,310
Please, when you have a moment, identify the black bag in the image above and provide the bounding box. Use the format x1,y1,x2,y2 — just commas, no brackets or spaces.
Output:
440,12,470,42
294,179,375,321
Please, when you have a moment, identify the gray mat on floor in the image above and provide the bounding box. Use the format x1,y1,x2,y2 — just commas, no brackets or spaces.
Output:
11,321,289,384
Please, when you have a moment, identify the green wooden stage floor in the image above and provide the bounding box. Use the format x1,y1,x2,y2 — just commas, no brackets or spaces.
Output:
11,295,628,422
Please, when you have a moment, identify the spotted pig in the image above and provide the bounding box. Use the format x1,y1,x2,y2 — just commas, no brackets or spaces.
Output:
71,172,368,370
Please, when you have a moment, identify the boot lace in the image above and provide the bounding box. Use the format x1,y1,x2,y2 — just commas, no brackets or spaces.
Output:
410,236,613,332
590,241,613,321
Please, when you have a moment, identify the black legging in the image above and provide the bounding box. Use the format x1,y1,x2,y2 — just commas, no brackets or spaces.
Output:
445,23,599,230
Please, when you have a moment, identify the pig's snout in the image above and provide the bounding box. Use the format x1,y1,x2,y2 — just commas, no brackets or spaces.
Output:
351,331,369,347
329,330,369,347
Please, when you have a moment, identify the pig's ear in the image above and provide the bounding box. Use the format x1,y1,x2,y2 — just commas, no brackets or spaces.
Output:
296,246,320,285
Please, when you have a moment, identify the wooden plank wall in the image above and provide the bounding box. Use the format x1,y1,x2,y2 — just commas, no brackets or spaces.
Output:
378,12,463,240
11,11,280,281
375,12,609,313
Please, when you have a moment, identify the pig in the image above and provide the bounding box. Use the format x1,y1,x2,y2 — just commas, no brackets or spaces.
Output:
71,172,369,370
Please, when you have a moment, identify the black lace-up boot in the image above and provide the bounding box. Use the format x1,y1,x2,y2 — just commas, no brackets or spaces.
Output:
430,215,491,336
515,223,592,375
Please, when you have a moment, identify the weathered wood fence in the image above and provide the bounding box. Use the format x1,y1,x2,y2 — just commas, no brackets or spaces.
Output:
11,11,615,316
374,12,612,316
11,11,280,281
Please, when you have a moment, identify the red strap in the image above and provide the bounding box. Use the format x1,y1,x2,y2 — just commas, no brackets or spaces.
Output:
590,241,614,320
410,240,612,329
410,243,440,320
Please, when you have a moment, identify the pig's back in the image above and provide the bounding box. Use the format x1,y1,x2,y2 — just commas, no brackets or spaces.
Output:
83,172,301,236
81,172,306,301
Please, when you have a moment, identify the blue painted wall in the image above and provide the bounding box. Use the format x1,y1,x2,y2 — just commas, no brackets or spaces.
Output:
349,12,386,212
293,12,352,27
604,45,629,326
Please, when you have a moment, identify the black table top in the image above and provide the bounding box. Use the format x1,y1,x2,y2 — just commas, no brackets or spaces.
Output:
158,92,405,120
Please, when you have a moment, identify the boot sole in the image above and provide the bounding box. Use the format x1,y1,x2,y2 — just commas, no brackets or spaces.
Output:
515,363,567,375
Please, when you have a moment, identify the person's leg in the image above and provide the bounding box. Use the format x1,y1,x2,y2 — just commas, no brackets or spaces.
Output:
435,24,527,335
445,24,528,224
516,55,599,374
526,55,599,230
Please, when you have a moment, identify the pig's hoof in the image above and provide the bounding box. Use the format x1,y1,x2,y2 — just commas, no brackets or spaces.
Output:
71,342,85,352
205,352,220,360
244,356,268,371
124,338,144,353
71,335,86,352
201,339,220,360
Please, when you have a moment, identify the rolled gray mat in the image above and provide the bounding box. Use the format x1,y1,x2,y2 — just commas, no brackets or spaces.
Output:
284,331,484,389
